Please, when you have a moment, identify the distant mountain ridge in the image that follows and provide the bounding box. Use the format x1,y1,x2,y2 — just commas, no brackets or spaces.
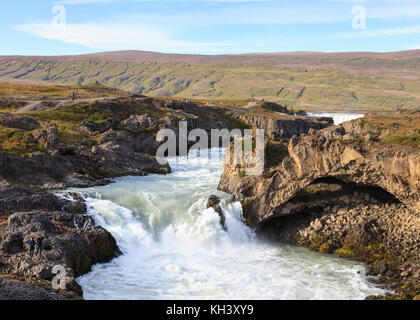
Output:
5,49,420,62
1,50,420,111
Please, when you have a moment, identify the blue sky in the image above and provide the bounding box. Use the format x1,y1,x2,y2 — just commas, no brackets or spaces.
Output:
1,0,420,55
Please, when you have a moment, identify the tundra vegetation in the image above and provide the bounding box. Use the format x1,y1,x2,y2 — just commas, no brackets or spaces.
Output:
1,50,420,112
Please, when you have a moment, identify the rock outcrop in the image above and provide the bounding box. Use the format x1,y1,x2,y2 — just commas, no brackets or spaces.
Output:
239,114,333,140
0,113,40,131
0,276,67,300
218,115,420,299
0,185,121,299
0,181,67,215
219,121,420,224
32,123,59,150
207,195,226,231
0,96,243,299
123,114,157,133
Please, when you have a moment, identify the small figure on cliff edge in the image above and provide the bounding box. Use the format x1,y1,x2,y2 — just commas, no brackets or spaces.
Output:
36,234,45,258
71,92,75,101
27,237,36,258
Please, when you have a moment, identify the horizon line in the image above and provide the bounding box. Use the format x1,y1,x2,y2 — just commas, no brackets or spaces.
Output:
2,48,420,58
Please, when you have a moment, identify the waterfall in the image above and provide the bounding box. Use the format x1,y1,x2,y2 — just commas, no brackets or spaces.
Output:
308,113,365,125
61,149,386,300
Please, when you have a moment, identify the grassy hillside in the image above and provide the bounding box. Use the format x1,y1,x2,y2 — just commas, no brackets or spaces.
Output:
361,111,420,149
1,50,420,111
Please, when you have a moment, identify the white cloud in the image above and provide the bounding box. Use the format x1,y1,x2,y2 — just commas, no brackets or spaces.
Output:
37,1,420,29
407,44,420,50
57,0,271,3
14,22,233,53
16,0,420,53
336,24,420,38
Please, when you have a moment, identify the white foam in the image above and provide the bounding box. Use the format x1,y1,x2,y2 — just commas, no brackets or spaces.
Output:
73,148,386,300
308,113,365,125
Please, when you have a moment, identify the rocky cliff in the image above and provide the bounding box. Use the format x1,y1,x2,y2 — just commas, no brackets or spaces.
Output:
239,114,332,140
219,121,420,222
0,97,235,188
219,112,420,299
0,94,237,299
0,181,121,299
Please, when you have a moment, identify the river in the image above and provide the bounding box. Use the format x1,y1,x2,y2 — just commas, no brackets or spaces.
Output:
68,148,385,300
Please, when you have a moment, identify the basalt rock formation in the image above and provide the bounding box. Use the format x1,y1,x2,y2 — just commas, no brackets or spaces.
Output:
0,93,258,299
219,120,420,222
0,98,224,188
207,195,227,231
0,181,121,299
223,102,333,141
0,276,66,300
218,114,420,299
238,114,333,140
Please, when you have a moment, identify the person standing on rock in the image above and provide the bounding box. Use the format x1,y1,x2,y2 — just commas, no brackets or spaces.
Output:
36,235,45,257
27,237,36,257
71,92,75,101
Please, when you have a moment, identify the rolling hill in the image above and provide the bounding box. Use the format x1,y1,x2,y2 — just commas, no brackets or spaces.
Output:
1,50,420,111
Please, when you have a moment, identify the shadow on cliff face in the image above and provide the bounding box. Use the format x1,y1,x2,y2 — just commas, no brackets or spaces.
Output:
254,177,420,300
256,177,401,240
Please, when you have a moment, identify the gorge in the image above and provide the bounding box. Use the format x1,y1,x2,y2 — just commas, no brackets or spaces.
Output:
0,85,418,300
72,148,386,300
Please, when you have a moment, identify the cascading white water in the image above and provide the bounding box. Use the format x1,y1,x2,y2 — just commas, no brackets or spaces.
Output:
308,113,365,125
70,149,386,300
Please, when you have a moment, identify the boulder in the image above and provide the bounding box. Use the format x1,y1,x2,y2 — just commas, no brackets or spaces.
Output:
313,220,323,232
0,181,67,215
0,113,40,131
1,210,121,289
344,220,379,247
123,114,157,133
0,276,66,300
32,123,59,150
296,110,308,116
375,261,388,275
207,195,227,231
1,232,24,254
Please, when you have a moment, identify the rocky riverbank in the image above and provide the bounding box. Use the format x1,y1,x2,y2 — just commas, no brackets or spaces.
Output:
0,181,120,299
218,111,420,300
1,89,333,299
0,93,208,298
1,83,418,300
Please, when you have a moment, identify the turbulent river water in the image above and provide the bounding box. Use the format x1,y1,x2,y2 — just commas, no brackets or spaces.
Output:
308,113,365,125
70,147,386,300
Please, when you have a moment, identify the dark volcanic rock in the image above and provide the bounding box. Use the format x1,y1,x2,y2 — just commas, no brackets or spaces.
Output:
32,123,59,150
0,276,66,300
375,261,388,275
207,195,226,231
218,115,420,299
0,113,40,131
1,210,121,296
123,114,157,133
344,219,379,247
239,114,333,140
295,110,308,116
0,152,75,188
0,186,121,299
0,180,65,215
90,141,171,176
